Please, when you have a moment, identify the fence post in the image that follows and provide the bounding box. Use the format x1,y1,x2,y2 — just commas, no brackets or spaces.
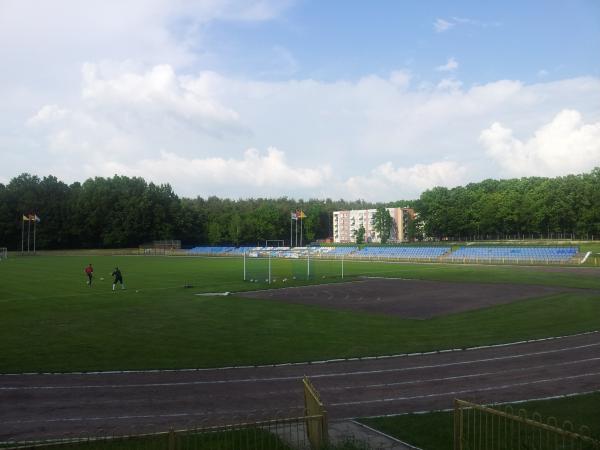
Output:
303,377,328,449
454,399,463,450
168,428,175,450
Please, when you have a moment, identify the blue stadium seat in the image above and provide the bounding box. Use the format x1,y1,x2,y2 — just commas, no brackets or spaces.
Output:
447,247,577,262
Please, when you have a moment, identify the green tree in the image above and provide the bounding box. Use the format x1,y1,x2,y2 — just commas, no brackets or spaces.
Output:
354,225,366,244
373,207,393,243
227,213,242,245
207,222,222,245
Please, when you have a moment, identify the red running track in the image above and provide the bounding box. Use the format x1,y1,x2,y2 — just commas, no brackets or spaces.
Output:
1,332,600,442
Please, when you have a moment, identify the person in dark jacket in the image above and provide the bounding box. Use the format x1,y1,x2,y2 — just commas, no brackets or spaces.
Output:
112,267,125,291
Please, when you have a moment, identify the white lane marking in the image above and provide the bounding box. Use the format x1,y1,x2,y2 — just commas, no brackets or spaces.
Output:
3,348,599,391
1,330,597,377
5,373,600,426
353,389,600,420
330,371,600,407
1,405,303,425
235,357,600,397
319,356,600,393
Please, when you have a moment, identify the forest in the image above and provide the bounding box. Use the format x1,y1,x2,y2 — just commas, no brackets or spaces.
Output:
1,169,599,250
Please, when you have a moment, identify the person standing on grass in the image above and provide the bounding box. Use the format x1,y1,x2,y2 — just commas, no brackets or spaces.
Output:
112,267,125,291
84,263,93,287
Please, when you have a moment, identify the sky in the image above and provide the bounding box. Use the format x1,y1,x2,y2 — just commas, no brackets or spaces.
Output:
1,0,599,201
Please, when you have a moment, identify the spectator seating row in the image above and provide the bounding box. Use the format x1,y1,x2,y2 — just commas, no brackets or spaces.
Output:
447,247,578,262
353,246,451,259
188,245,579,263
188,246,235,255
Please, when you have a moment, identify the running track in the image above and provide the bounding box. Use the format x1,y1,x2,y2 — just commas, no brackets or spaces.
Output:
2,332,600,442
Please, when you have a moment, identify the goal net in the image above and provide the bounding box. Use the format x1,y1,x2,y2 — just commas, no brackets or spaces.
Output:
243,249,345,284
0,247,7,261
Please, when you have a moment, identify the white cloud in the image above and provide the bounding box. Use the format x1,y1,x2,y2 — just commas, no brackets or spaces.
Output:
480,109,600,177
436,57,459,72
434,16,501,33
389,70,412,89
436,78,463,91
343,161,468,201
81,64,243,135
85,147,332,198
11,61,600,199
434,18,454,33
26,105,68,126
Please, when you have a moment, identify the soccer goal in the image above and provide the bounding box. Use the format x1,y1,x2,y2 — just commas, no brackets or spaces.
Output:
243,248,345,284
0,247,7,261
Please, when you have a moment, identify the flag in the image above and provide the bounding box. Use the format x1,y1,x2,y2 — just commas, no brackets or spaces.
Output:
34,215,41,222
22,215,30,221
291,212,297,220
297,210,306,219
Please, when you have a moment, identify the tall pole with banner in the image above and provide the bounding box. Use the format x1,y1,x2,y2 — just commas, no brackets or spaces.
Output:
27,214,31,253
290,212,297,248
33,214,40,254
297,210,306,247
21,215,28,255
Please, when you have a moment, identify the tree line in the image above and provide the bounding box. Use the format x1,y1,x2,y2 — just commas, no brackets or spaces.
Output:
0,174,402,250
418,168,600,240
1,169,599,250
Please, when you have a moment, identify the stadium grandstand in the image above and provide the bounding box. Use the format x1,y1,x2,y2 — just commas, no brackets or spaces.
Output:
187,245,581,264
353,246,450,260
446,246,579,263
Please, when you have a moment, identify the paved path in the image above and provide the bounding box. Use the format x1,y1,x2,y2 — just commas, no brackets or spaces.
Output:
2,332,600,442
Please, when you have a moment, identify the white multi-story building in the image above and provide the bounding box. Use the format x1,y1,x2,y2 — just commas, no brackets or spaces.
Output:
332,207,414,243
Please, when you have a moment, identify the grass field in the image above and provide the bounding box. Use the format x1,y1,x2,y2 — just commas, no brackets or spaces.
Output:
1,255,599,373
360,392,600,450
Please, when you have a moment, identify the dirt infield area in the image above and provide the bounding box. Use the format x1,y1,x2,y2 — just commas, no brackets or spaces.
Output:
238,278,576,319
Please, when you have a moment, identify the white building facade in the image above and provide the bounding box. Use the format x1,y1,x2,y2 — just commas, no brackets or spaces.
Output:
332,207,414,243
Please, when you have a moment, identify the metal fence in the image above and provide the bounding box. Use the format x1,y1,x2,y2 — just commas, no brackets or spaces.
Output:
3,414,328,450
4,378,330,450
454,399,600,450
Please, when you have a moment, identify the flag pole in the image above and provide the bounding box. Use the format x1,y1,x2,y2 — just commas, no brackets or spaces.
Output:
21,216,25,255
27,216,31,253
290,213,293,248
33,215,37,255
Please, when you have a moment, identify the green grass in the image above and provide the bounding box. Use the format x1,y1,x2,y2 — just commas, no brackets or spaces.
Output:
360,392,600,450
0,255,599,373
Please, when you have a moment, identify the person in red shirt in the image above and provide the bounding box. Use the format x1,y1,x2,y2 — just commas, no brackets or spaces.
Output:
85,263,94,287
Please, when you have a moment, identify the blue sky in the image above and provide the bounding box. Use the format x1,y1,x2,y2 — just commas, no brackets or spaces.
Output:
200,1,600,83
0,0,599,200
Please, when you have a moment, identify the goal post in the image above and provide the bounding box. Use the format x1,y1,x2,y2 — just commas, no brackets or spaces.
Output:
265,240,285,248
243,248,345,283
243,251,272,284
0,247,7,260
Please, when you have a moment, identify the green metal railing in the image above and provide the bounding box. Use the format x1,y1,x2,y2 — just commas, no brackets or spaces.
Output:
454,399,600,450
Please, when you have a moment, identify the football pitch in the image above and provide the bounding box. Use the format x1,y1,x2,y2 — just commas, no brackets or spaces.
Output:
1,254,600,373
